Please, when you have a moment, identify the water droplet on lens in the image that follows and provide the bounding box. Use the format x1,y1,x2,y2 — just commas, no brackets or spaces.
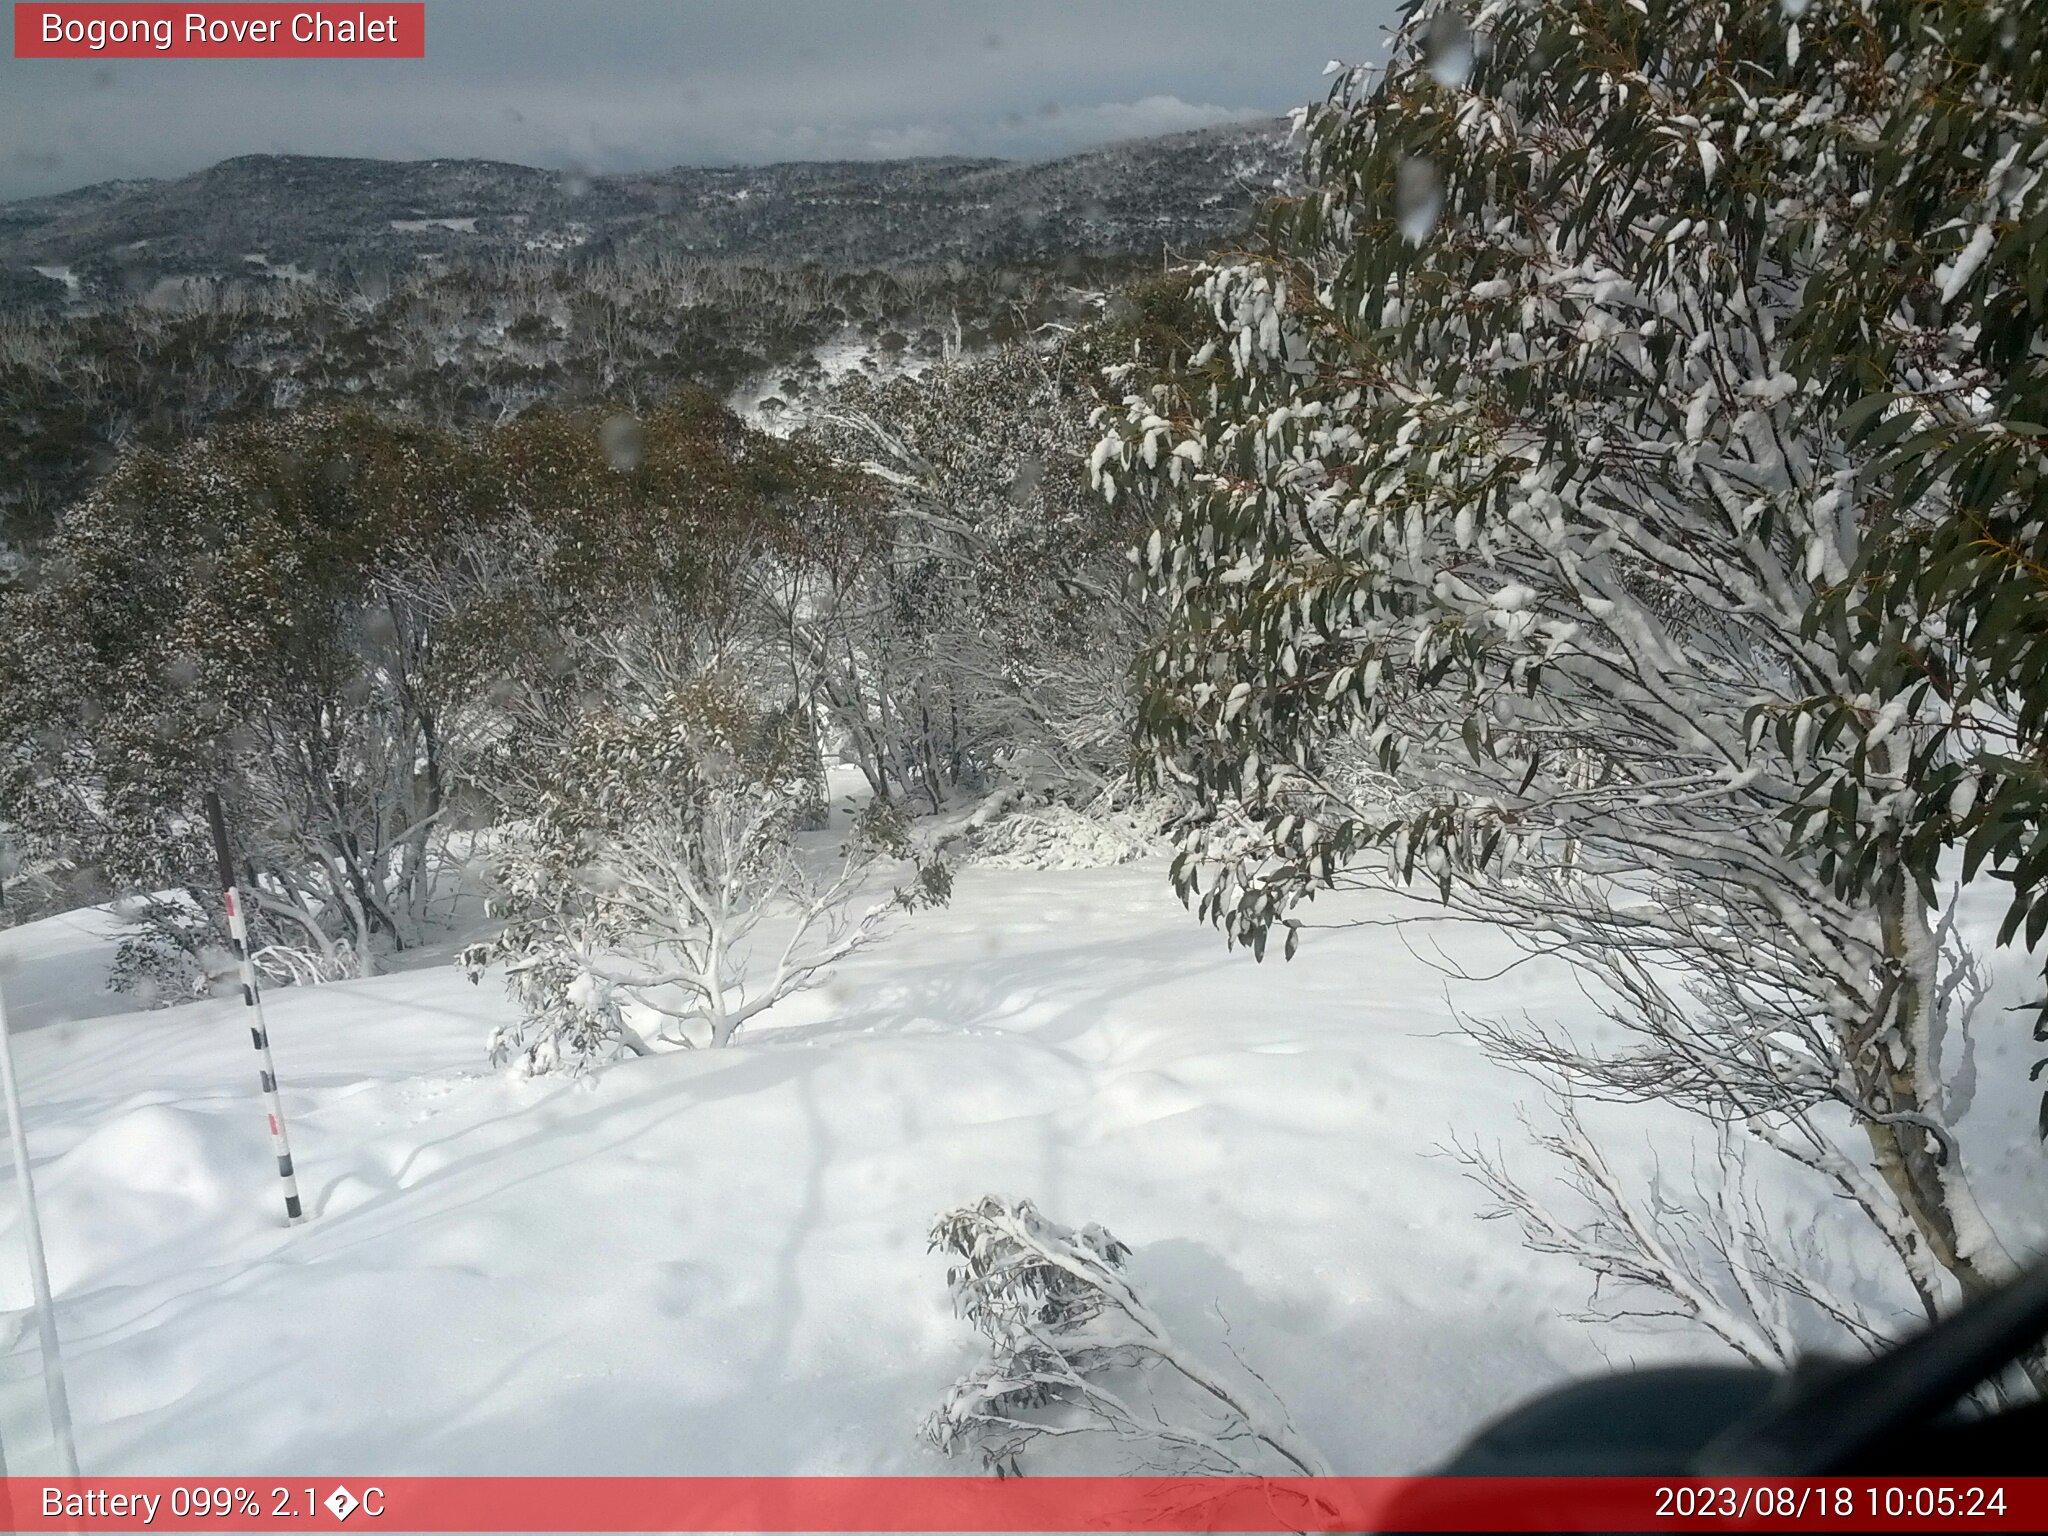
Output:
600,414,645,471
1423,9,1474,86
1007,456,1044,504
1396,157,1444,244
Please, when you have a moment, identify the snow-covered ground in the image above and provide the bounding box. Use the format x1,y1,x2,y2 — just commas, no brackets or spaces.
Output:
0,855,2040,1477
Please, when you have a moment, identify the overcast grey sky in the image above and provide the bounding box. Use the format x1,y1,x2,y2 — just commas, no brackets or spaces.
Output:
1,2,1393,202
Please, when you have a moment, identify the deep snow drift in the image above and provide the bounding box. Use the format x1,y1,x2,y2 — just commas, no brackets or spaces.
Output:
0,858,2040,1476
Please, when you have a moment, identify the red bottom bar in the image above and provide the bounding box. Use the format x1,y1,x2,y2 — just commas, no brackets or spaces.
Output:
3,1476,2042,1532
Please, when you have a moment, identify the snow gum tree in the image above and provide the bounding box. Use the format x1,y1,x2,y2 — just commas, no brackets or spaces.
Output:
801,343,1153,808
1097,0,2041,1355
0,407,494,991
1773,3,2048,1140
443,394,880,828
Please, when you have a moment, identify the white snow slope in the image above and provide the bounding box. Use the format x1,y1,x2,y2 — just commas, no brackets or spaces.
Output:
0,861,2040,1477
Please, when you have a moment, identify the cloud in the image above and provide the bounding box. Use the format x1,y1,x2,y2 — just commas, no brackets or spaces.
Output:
1010,95,1271,149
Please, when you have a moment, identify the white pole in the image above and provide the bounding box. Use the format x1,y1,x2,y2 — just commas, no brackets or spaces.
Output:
0,971,81,1477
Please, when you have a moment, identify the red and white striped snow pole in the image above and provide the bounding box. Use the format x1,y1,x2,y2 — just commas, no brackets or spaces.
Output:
204,791,305,1225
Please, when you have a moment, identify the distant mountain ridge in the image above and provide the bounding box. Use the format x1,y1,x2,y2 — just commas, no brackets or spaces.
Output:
0,118,1296,307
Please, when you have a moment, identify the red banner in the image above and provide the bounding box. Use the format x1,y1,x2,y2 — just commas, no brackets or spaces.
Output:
12,4,424,58
1,1476,2043,1532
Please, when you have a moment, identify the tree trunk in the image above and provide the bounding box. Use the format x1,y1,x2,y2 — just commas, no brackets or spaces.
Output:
1864,881,2046,1392
1863,884,2011,1299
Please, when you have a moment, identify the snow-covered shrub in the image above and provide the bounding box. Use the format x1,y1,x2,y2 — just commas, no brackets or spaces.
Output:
249,940,361,989
924,1195,1327,1477
107,909,218,1010
103,895,359,1006
100,888,362,1007
464,890,625,1075
466,680,942,1071
970,801,1162,871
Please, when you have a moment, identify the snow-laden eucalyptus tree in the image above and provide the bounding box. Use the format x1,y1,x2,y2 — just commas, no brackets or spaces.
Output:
1097,0,2042,1358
